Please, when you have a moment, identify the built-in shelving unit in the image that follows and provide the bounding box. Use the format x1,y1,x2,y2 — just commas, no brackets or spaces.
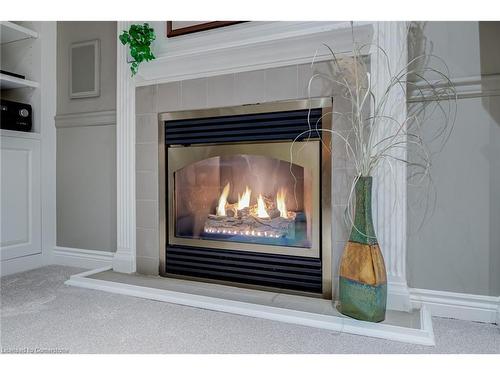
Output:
1,22,56,276
1,21,40,133
0,73,39,89
0,21,39,45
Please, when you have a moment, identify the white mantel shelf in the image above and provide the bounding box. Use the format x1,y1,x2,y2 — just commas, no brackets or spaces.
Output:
135,21,375,86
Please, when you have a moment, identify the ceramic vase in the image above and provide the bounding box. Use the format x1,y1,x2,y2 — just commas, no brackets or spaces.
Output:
337,176,387,322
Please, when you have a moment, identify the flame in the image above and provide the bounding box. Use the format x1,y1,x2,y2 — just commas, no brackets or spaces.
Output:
256,194,269,218
237,186,251,210
276,188,288,218
217,182,230,216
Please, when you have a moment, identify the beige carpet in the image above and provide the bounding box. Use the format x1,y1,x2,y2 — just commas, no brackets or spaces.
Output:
1,265,499,354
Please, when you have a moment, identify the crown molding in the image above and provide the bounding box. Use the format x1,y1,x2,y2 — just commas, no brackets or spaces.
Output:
135,21,374,86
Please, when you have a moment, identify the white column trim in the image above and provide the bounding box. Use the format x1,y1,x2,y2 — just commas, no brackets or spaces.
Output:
113,21,136,273
371,22,411,311
40,22,57,267
497,303,500,325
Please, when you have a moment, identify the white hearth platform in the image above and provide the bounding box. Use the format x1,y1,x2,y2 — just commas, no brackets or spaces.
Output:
65,268,435,346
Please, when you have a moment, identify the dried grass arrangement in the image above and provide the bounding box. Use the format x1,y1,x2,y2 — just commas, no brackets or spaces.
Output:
288,22,457,321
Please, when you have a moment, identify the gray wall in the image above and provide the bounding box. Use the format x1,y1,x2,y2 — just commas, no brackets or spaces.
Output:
56,21,117,252
407,22,500,296
57,22,117,114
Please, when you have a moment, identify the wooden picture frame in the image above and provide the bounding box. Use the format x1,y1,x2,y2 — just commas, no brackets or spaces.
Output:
69,39,100,99
166,21,246,37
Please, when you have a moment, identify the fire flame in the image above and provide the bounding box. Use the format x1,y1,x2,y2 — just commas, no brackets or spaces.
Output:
237,186,251,210
276,188,287,218
217,182,230,216
256,194,269,218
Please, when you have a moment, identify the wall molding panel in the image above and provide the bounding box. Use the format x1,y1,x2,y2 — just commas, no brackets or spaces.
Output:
410,288,500,324
0,137,41,262
55,110,116,128
408,73,500,102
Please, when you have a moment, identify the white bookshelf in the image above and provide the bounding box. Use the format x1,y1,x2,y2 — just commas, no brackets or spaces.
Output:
1,22,56,276
1,21,41,133
0,21,38,44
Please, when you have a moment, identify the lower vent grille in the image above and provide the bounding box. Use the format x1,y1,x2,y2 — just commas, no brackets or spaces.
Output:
166,245,322,294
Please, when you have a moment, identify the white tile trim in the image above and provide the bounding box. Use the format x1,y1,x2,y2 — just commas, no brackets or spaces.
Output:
65,267,435,346
410,288,500,324
52,246,114,269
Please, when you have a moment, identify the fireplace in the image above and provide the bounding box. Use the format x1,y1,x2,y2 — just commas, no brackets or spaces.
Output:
159,98,332,297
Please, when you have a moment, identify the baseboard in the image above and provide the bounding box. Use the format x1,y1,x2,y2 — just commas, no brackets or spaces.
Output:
410,288,500,324
52,246,114,269
1,253,47,277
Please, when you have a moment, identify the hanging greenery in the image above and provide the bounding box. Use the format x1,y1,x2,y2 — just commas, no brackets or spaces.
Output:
119,23,156,76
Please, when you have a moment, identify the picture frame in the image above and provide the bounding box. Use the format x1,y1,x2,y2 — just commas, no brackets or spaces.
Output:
166,21,246,37
70,39,100,99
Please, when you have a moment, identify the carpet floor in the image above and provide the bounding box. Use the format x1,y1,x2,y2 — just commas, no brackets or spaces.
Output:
1,265,499,354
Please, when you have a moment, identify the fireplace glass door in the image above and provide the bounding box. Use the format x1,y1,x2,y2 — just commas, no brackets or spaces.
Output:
167,141,320,258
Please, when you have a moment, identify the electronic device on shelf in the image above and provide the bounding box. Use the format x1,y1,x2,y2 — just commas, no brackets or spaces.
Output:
0,99,32,132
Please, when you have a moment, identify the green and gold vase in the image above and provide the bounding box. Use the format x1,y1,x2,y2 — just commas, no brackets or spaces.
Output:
337,176,387,322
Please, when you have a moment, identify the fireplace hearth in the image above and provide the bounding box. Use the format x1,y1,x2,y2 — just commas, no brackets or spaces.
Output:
159,99,333,297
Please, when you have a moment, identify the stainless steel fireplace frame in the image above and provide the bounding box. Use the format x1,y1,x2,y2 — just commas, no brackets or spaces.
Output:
158,98,333,298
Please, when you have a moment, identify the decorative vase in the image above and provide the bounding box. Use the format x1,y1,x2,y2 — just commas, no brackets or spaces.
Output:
337,176,387,322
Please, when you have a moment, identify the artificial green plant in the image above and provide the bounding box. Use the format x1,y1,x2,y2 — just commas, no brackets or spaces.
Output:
119,23,156,76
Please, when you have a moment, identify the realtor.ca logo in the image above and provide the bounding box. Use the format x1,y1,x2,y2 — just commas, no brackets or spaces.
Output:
1,347,69,354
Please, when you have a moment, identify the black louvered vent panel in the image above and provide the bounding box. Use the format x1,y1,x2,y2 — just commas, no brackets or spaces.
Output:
166,246,322,293
165,108,323,145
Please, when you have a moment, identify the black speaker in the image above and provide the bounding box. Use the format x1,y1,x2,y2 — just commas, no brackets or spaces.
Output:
0,99,33,132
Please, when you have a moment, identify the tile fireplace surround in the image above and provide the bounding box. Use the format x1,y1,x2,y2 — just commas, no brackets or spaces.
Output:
67,21,428,345
134,70,352,283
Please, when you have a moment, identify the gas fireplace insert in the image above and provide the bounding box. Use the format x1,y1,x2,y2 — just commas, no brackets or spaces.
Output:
159,98,333,297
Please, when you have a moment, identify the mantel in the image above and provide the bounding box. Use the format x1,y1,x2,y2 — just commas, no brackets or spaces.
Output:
135,21,374,86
